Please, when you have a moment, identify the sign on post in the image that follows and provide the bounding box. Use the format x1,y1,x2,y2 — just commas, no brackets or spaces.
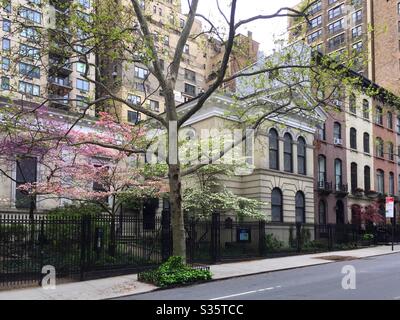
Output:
386,197,394,218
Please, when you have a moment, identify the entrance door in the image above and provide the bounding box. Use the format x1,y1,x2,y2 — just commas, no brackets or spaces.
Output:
336,200,345,224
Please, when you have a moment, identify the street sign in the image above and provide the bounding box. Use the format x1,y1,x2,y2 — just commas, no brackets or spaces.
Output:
386,197,394,218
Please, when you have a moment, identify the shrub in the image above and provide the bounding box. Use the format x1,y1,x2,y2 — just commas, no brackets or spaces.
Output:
140,256,212,288
362,233,374,241
265,234,284,252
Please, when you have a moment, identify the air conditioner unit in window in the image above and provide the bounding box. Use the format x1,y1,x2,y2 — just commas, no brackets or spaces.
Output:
334,138,343,146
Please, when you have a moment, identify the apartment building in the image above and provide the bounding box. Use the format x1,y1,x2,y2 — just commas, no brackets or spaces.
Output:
0,0,96,115
290,0,400,96
97,0,260,124
97,0,207,124
205,31,260,92
289,0,371,76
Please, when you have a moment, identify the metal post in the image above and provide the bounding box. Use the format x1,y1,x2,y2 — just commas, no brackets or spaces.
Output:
296,223,302,253
392,215,395,252
258,220,266,256
161,208,172,262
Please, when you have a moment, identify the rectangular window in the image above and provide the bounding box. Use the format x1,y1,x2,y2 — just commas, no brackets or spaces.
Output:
2,38,10,51
76,95,87,109
328,4,344,20
1,76,10,90
1,57,10,71
328,33,345,50
127,94,141,105
184,69,196,82
2,19,10,32
134,66,149,79
19,7,42,24
309,15,322,29
149,100,160,112
328,19,343,34
352,25,362,39
19,62,40,79
375,106,383,125
308,1,322,15
76,62,87,74
352,10,363,24
20,44,40,59
184,83,196,96
18,81,40,96
78,0,90,9
127,110,140,124
76,79,89,92
15,157,37,209
184,44,190,54
307,29,322,43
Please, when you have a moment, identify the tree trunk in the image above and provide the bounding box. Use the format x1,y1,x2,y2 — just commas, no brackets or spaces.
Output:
168,164,186,260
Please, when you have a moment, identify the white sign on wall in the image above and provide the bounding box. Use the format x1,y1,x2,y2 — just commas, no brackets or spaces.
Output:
386,197,394,218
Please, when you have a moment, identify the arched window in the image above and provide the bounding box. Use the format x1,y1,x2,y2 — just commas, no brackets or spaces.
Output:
376,138,384,158
271,188,283,222
297,137,307,175
319,200,327,225
376,169,385,194
350,128,357,150
295,192,305,223
388,142,394,161
318,155,326,188
389,172,395,195
349,93,357,114
388,111,393,129
364,166,371,192
335,159,343,191
351,162,358,193
363,132,370,153
284,133,293,173
269,129,279,170
333,122,342,141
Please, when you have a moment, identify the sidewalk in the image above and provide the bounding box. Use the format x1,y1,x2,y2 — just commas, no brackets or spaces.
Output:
1,245,399,300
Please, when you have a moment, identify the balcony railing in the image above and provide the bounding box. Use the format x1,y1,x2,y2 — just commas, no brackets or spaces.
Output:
317,181,333,194
49,77,72,88
335,183,349,197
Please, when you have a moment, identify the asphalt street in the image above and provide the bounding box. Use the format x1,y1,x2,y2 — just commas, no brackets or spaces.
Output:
116,252,400,300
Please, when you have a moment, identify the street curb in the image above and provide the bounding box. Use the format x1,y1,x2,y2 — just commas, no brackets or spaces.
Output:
108,248,400,300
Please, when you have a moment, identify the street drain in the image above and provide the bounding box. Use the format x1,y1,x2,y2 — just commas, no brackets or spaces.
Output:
316,255,359,262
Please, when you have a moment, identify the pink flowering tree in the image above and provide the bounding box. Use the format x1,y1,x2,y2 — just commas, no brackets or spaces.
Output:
352,202,385,227
0,107,166,251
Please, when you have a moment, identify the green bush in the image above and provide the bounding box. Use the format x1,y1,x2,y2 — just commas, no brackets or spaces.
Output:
362,233,374,241
140,256,212,288
0,225,28,242
265,234,284,252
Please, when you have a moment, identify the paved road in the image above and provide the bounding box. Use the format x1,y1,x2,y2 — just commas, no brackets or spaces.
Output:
117,253,400,300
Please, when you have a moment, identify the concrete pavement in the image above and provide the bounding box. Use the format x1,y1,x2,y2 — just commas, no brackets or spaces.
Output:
123,252,400,300
0,245,399,300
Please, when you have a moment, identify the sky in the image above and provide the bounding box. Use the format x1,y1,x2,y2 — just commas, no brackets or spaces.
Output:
182,0,301,54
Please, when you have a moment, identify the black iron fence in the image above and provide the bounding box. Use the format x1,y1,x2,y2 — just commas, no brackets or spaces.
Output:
0,213,172,289
185,213,399,264
1,210,399,289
